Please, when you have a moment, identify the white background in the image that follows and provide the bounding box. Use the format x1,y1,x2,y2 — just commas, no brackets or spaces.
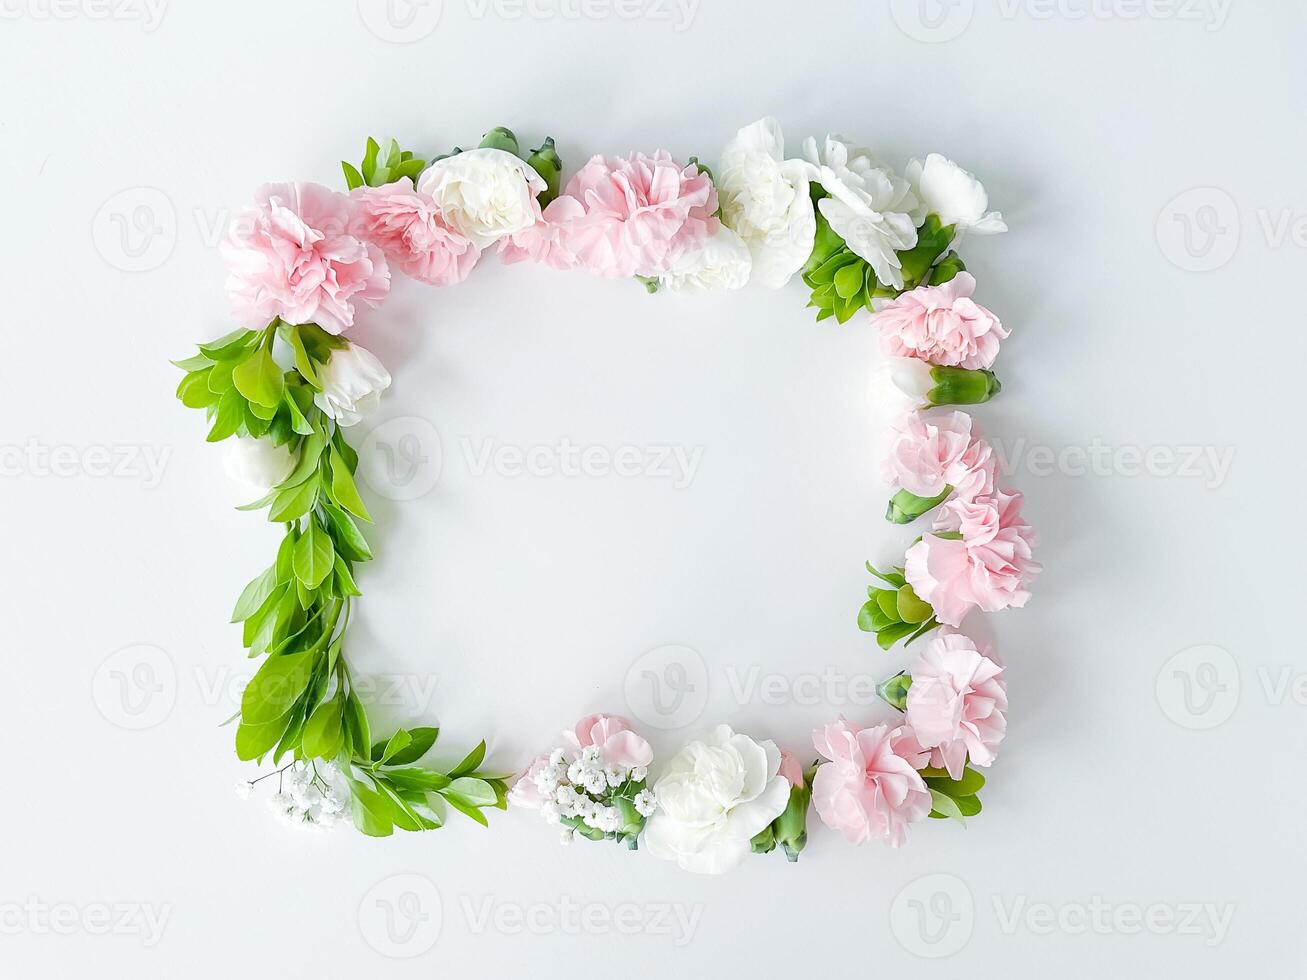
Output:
2,1,1303,975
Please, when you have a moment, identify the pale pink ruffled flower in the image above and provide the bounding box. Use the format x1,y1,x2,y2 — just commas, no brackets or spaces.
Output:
498,196,585,271
811,719,931,847
905,490,1041,627
351,182,479,286
506,754,551,809
222,182,389,335
872,272,1008,370
906,630,1007,779
885,409,996,501
563,714,653,770
548,151,719,279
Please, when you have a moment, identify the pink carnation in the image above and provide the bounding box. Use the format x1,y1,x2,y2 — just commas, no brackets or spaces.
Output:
872,272,1008,370
906,630,1007,779
563,714,653,770
778,749,805,789
811,719,931,847
352,181,479,286
498,196,585,271
222,182,389,335
885,409,996,501
547,151,719,279
905,490,1041,627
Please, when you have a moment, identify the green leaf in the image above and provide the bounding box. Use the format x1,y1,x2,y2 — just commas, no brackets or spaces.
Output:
232,348,284,410
877,620,919,651
231,566,278,623
235,715,290,761
283,324,322,390
267,476,318,523
449,740,487,778
342,690,371,759
301,697,344,759
924,767,986,797
171,352,213,372
333,556,361,598
280,430,326,488
199,328,257,360
177,370,216,409
876,589,900,622
341,161,365,191
896,585,933,625
293,520,335,589
349,779,395,837
833,261,864,300
442,792,489,827
242,650,317,726
362,137,380,183
445,777,496,807
327,445,371,521
206,388,246,443
866,563,908,589
323,502,372,562
382,727,439,767
956,794,982,817
376,729,413,765
283,390,314,436
384,766,451,792
929,788,966,825
206,359,236,394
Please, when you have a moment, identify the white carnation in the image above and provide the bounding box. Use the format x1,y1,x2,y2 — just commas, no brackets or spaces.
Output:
417,147,545,248
906,154,1007,236
659,225,752,293
312,342,391,427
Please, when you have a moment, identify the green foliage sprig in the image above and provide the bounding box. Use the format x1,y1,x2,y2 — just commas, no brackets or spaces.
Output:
857,562,939,650
175,319,502,835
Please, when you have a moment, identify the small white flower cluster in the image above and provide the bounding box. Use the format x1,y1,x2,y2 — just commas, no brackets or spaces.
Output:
241,761,349,830
531,746,656,843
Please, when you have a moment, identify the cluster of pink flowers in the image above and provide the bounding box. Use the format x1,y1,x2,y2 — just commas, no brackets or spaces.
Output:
501,151,719,279
872,272,1008,370
906,489,1040,627
809,629,1007,846
885,409,996,501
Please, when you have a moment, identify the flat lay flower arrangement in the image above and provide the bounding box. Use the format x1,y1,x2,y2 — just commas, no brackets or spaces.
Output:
173,118,1038,873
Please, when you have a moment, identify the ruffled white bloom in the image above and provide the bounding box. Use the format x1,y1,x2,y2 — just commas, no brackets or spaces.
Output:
804,136,920,290
717,117,816,288
906,154,1007,236
633,789,657,817
658,225,752,293
313,342,391,427
223,435,297,496
417,147,546,248
643,724,791,875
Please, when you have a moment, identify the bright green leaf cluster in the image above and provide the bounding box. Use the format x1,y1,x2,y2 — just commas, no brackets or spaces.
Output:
343,137,427,190
857,563,938,650
924,765,985,824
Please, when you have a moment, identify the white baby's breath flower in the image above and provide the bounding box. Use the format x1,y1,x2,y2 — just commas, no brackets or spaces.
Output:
630,765,648,782
234,780,255,800
548,748,566,766
633,789,657,817
581,745,603,766
605,766,626,788
567,761,586,784
583,770,608,796
804,136,920,291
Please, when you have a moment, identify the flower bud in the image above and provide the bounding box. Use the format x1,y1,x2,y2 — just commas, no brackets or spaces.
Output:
886,487,952,525
773,777,812,862
479,126,520,155
887,357,1000,407
877,671,913,711
526,137,563,207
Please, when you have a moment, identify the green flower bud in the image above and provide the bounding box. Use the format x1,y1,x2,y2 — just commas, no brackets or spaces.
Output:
886,486,952,524
479,126,520,155
773,779,812,862
877,671,913,711
526,137,563,207
750,822,777,855
926,365,1002,406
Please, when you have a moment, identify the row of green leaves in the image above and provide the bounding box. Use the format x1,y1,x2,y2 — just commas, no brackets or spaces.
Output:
175,318,503,835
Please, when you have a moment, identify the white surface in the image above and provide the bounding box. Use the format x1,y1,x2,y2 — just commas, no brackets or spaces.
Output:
2,2,1303,975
